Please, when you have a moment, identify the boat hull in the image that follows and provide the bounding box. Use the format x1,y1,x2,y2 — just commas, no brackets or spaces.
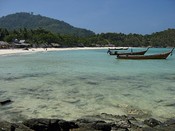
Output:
109,47,149,55
116,48,174,60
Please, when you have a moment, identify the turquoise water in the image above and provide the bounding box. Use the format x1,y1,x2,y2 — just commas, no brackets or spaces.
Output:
0,48,175,122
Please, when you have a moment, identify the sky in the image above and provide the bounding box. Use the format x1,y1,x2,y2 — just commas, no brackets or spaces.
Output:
0,0,175,34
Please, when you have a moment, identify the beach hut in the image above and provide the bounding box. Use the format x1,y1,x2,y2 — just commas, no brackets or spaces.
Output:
14,39,31,48
0,41,10,49
51,43,61,48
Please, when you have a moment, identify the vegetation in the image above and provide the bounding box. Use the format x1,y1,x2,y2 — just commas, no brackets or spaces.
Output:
0,12,95,37
0,12,175,48
0,28,175,48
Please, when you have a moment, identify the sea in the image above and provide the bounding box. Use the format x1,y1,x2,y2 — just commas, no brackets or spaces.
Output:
0,47,175,122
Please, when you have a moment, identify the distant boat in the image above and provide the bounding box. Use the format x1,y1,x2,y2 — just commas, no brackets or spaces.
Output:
107,47,129,51
107,47,128,54
116,48,174,60
109,47,150,55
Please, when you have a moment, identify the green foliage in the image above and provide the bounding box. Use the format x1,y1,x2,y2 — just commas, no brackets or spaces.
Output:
0,28,175,47
0,12,95,37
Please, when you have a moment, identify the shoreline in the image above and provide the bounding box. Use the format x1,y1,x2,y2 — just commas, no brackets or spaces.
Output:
0,47,110,56
0,113,175,131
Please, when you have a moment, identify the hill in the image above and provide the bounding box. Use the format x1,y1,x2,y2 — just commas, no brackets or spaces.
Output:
0,12,95,37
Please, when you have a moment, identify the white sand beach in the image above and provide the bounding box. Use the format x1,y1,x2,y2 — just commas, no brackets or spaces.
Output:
0,47,110,56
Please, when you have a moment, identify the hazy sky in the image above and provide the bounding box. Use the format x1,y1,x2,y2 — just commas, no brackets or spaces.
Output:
0,0,175,34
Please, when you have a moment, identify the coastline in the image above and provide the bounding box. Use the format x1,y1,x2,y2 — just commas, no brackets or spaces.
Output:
0,47,110,56
0,113,175,131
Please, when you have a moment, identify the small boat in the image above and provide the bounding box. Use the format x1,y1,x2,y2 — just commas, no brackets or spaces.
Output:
109,47,150,55
116,48,174,60
110,47,129,50
107,47,128,52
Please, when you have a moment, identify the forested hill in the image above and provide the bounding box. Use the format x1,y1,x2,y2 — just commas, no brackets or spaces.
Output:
0,12,95,37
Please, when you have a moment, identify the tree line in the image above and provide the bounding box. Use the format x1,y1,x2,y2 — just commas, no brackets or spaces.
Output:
0,28,175,48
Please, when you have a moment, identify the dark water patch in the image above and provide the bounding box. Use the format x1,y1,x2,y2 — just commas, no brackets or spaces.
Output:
20,86,53,93
6,109,23,114
20,87,39,92
78,76,88,80
129,80,151,91
2,72,55,81
105,75,149,89
134,84,150,90
105,76,123,81
0,90,7,96
19,87,40,95
165,103,175,107
166,86,175,92
122,93,132,97
69,83,77,86
61,79,70,84
19,87,54,100
106,75,143,82
60,78,76,86
155,99,165,103
161,73,175,81
38,105,48,109
86,81,99,85
39,88,53,93
75,75,101,86
0,105,13,110
130,84,149,90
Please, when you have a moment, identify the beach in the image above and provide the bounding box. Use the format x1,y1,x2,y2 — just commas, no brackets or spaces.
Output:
0,47,110,56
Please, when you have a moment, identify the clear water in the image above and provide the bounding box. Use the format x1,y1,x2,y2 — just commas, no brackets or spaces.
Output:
0,48,175,122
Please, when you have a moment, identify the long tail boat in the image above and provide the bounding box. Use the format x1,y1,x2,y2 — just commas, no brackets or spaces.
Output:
107,47,129,54
108,47,129,50
109,47,150,55
116,48,174,60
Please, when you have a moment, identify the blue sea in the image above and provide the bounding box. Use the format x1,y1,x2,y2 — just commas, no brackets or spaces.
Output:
0,48,175,122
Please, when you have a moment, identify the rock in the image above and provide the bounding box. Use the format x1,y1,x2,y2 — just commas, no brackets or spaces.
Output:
23,118,51,131
91,121,112,131
142,124,175,131
164,118,175,126
0,121,33,131
76,119,112,131
58,120,79,131
75,118,95,130
0,99,13,106
115,120,131,129
23,118,78,131
144,118,162,127
1,113,175,131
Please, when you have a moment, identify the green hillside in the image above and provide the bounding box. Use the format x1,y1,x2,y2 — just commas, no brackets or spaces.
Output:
0,12,95,37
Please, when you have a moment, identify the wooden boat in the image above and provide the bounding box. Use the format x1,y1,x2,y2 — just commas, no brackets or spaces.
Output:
107,47,128,52
109,47,150,55
116,48,174,60
107,47,129,54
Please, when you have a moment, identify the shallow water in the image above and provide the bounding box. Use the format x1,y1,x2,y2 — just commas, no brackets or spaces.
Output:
0,48,175,122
